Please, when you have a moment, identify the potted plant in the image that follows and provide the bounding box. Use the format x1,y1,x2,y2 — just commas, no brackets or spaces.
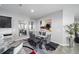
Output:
65,24,75,47
74,23,79,43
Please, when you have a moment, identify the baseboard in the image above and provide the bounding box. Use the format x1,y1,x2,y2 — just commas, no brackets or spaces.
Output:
60,43,69,46
51,41,69,46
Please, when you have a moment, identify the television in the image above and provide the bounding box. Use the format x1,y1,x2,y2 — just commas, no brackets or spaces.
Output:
0,16,12,28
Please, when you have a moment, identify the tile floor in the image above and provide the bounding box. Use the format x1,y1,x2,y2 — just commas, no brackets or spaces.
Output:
21,41,79,54
3,39,79,54
52,43,79,54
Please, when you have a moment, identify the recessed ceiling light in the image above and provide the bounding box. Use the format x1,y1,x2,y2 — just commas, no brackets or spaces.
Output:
30,9,34,13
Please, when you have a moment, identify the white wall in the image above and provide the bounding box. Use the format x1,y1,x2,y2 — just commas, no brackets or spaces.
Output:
0,11,30,38
35,9,75,46
74,16,79,23
35,10,63,45
62,8,74,46
51,10,63,45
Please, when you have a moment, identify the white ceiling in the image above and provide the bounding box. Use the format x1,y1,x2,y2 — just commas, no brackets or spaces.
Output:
0,4,79,19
